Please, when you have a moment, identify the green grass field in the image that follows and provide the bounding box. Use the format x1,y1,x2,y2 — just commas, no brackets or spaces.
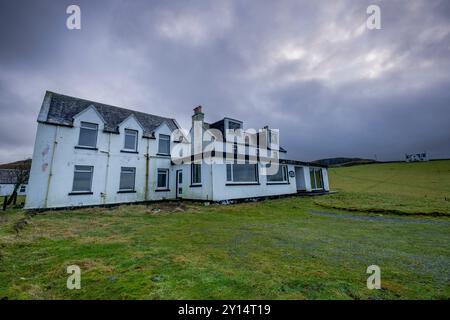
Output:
0,161,449,299
316,160,450,215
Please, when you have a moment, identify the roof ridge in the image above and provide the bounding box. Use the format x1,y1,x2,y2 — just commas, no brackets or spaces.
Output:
47,91,174,121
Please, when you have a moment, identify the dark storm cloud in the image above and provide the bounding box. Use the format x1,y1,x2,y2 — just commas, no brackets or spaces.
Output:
0,0,449,163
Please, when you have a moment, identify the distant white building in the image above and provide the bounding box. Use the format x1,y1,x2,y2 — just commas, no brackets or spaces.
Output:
0,169,28,197
405,152,428,162
25,91,329,209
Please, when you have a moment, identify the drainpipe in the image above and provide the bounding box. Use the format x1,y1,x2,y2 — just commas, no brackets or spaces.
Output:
210,164,213,201
44,126,59,208
102,133,111,204
145,138,150,201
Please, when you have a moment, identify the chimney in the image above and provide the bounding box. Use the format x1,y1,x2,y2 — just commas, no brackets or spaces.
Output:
192,105,204,123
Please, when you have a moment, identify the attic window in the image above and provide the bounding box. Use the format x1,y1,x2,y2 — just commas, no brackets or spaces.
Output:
158,134,170,155
228,120,241,130
78,122,98,148
124,129,138,151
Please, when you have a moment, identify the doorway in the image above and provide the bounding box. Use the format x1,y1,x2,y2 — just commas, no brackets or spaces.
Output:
176,170,183,198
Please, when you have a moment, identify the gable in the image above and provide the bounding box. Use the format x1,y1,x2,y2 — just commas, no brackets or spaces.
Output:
39,91,178,138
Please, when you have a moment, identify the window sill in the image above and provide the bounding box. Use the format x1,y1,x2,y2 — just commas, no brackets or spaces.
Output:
189,184,202,188
156,153,171,157
68,192,93,196
75,146,98,151
266,182,290,185
117,190,136,194
155,189,170,192
225,183,260,186
120,150,139,154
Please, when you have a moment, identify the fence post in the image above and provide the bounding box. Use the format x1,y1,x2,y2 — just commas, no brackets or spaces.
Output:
2,196,7,211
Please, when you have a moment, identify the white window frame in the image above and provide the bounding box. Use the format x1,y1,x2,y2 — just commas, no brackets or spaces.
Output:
119,167,136,191
158,134,171,155
266,164,288,183
226,163,258,184
191,163,201,185
157,169,169,189
310,168,324,190
72,165,94,193
78,122,98,148
123,129,138,152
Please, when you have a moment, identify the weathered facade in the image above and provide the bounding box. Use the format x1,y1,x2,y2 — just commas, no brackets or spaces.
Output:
25,91,329,209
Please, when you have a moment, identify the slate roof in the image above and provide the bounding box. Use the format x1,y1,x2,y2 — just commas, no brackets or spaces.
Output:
0,169,28,184
38,91,179,138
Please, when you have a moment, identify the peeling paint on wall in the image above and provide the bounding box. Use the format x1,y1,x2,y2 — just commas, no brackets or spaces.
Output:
41,145,50,157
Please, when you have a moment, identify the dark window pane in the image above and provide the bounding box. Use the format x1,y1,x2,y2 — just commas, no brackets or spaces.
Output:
157,170,168,188
226,164,232,181
315,169,323,189
78,122,98,147
267,165,286,182
158,135,170,154
192,164,201,184
310,168,316,189
72,166,93,192
124,130,137,150
232,164,257,182
119,167,135,190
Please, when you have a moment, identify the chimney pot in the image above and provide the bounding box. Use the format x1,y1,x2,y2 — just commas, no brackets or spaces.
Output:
194,106,203,114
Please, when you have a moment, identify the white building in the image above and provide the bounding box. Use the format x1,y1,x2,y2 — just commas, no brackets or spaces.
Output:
0,169,28,197
25,91,329,209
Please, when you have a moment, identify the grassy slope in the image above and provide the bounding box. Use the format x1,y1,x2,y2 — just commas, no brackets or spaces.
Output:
1,198,449,299
315,160,450,215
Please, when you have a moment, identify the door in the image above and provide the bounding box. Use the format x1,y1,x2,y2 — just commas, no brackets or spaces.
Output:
176,170,183,198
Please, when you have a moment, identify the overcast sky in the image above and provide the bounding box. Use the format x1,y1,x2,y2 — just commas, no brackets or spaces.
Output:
0,0,449,163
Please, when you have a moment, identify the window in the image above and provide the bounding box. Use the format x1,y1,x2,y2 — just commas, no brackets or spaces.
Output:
19,185,26,193
191,163,201,185
119,167,135,191
78,122,98,148
72,165,94,192
226,163,258,183
157,169,169,189
124,129,138,151
267,164,288,183
158,134,170,155
310,168,324,190
228,120,241,130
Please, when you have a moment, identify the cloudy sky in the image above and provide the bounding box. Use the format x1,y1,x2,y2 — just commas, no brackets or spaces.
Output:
0,0,449,163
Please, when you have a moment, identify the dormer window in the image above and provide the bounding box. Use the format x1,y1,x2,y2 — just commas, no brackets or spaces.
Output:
158,134,170,155
78,122,98,148
228,120,241,130
124,129,138,151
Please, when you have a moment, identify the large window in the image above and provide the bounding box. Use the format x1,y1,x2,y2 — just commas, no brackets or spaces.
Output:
158,134,170,155
124,129,138,151
191,163,201,185
78,122,98,148
72,165,94,192
226,163,258,183
310,168,324,190
157,169,169,189
119,167,135,191
267,164,288,183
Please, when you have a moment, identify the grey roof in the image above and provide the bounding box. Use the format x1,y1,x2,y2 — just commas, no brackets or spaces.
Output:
38,91,179,138
0,169,28,184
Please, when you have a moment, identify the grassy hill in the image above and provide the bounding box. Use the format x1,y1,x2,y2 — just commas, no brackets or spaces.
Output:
0,159,31,170
315,160,450,215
